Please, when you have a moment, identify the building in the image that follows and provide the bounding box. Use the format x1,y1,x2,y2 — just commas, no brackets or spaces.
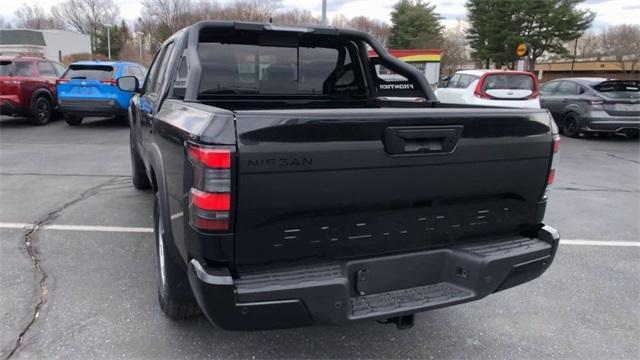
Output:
368,49,442,85
0,29,91,62
535,60,639,82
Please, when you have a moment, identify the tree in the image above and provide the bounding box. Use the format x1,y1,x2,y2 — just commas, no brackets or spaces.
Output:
331,14,349,28
140,0,193,34
221,0,282,21
466,0,594,70
600,24,640,72
388,0,443,49
14,4,66,30
56,0,120,52
272,9,320,26
440,22,470,75
138,0,283,51
0,15,12,29
573,31,602,58
348,16,391,46
94,20,132,59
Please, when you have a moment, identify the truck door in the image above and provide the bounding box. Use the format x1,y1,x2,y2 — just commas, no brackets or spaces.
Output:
137,42,175,152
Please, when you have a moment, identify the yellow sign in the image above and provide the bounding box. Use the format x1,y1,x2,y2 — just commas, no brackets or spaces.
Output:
516,43,528,57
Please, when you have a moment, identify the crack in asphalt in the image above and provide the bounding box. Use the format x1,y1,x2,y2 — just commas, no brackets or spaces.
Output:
4,178,117,360
606,152,640,165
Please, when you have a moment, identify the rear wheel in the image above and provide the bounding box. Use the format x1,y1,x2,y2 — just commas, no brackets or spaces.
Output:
64,115,83,126
154,194,200,318
30,96,51,126
115,115,129,126
562,112,581,138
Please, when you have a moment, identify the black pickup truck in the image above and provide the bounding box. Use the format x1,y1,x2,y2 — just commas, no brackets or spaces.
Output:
117,21,560,330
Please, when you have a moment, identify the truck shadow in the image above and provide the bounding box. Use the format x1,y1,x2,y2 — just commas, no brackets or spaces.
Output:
569,133,639,142
169,312,454,359
0,116,44,128
73,117,128,128
0,116,127,129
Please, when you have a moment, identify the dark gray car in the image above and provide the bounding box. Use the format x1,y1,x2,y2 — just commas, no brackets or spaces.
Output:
539,77,639,138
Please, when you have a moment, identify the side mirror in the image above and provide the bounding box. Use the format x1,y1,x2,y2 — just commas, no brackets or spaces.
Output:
117,76,140,93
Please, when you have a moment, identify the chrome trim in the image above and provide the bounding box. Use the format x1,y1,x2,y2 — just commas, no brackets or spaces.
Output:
190,259,234,285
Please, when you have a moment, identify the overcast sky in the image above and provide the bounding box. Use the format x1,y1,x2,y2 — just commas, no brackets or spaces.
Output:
2,0,639,29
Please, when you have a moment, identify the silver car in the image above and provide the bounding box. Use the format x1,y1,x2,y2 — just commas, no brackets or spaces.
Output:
539,78,639,138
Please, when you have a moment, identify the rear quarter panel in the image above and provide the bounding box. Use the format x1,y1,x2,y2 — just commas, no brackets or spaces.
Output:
151,99,237,266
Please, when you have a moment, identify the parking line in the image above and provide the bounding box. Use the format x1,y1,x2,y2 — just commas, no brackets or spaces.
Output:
1,222,639,247
559,239,640,247
0,222,153,233
0,222,32,229
43,224,154,233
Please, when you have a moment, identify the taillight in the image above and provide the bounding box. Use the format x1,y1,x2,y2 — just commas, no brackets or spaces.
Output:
548,133,560,185
56,79,68,85
527,77,539,100
101,79,116,85
187,143,232,231
473,78,493,99
589,98,605,109
589,98,604,105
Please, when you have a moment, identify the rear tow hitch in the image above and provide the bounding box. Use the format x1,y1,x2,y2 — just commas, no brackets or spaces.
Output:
377,314,415,330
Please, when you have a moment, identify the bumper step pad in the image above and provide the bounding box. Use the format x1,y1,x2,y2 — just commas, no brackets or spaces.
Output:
351,282,473,317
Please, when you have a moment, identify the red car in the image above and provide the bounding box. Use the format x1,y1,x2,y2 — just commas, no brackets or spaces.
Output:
0,55,66,125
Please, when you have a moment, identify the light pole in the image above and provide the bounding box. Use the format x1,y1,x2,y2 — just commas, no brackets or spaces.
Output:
107,25,111,60
321,0,328,26
137,32,144,63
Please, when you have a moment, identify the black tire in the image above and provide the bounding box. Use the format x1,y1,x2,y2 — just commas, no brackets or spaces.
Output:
64,115,83,126
30,96,52,125
129,133,151,190
154,194,200,318
562,112,581,138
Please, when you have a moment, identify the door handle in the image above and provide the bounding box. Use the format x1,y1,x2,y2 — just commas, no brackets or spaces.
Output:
143,113,153,133
384,126,463,155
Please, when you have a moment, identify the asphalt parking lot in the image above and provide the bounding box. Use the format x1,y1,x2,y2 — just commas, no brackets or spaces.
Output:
0,116,638,359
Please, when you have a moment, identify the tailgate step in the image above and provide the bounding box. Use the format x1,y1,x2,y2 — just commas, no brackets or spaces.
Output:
460,238,550,258
236,264,342,290
351,283,473,317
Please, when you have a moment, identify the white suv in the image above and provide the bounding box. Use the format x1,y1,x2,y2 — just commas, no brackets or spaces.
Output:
435,70,540,109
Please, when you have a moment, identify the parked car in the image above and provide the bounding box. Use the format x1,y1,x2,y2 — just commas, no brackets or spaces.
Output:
0,55,66,125
435,70,540,109
56,60,147,125
539,78,640,138
119,21,560,331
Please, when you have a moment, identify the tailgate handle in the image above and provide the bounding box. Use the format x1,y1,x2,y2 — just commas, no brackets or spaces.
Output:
384,126,463,155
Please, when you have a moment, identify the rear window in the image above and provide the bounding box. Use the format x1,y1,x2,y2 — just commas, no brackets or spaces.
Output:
450,74,478,88
14,62,34,77
197,42,363,97
0,61,12,76
592,81,640,99
482,74,534,91
63,65,114,81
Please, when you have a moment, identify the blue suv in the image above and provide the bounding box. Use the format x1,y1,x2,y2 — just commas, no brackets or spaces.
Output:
57,60,146,125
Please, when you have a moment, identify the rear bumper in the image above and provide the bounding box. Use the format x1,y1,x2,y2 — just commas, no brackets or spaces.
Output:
58,99,127,117
0,98,27,115
188,225,560,330
581,114,640,133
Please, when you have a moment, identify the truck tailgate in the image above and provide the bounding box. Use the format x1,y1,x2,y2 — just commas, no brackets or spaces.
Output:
233,108,552,267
